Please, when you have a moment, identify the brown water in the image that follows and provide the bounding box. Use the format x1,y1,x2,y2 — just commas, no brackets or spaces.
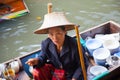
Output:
0,0,120,63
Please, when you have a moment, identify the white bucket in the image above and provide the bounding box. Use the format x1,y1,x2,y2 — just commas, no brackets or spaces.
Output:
103,39,119,55
93,48,110,66
90,65,108,76
85,39,103,56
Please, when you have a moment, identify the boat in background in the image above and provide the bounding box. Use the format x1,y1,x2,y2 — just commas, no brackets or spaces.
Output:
0,0,29,22
0,21,120,80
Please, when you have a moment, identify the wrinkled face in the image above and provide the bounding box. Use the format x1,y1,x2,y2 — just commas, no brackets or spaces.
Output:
48,27,66,46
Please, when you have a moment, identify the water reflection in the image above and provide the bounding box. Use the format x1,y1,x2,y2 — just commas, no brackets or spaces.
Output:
16,44,40,55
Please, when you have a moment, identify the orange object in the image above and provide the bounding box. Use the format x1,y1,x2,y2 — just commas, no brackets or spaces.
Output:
36,16,41,20
0,0,29,21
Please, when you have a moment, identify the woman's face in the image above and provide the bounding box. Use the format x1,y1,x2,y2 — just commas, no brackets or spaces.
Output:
48,27,66,46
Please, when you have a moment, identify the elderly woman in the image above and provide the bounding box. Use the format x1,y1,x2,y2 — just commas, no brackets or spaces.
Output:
26,12,88,80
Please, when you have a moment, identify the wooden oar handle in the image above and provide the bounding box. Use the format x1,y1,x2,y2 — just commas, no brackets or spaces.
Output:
74,25,87,80
47,3,52,13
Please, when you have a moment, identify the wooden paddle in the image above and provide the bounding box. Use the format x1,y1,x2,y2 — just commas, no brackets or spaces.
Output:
48,3,52,14
75,25,87,80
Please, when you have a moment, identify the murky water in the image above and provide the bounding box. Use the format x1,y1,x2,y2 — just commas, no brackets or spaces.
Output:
0,0,120,63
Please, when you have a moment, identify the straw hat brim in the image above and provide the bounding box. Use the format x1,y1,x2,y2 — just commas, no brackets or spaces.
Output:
34,24,75,34
34,12,76,34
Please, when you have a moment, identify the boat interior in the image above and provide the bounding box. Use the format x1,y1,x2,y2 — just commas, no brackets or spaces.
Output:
1,21,120,80
19,21,120,80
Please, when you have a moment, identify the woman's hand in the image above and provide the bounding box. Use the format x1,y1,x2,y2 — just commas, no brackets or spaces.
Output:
25,58,39,66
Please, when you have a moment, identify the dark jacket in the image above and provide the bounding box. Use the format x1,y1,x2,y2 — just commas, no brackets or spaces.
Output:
36,35,88,80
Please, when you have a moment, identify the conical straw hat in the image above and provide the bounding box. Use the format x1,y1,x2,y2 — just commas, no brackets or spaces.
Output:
34,12,76,34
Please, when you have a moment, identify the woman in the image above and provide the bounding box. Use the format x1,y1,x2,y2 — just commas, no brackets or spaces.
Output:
26,12,88,80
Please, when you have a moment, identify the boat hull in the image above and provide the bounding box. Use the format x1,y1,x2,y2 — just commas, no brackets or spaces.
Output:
0,0,29,22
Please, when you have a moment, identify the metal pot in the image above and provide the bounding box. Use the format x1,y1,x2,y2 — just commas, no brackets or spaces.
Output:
9,61,19,73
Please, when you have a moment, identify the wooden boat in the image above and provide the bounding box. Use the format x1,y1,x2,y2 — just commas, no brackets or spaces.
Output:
0,0,29,22
0,21,120,80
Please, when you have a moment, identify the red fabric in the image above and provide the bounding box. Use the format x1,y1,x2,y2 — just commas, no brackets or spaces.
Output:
32,64,66,80
52,69,66,80
33,64,55,80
